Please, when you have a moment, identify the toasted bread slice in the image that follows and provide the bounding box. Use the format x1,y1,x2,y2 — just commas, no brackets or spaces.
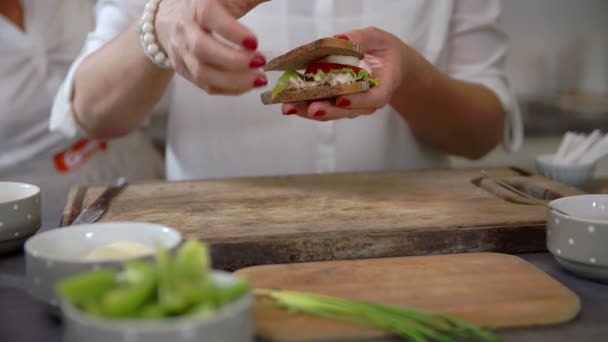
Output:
264,38,364,71
261,81,369,105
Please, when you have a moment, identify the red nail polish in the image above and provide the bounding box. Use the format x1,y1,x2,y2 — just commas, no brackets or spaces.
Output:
333,34,350,41
313,110,326,117
283,109,297,115
337,98,351,107
253,76,267,87
242,36,258,50
249,55,266,68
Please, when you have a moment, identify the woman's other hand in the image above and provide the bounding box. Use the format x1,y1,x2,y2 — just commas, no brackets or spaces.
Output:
156,0,270,95
281,27,408,121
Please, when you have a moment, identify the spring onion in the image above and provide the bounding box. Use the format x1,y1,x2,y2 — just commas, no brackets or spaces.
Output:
255,289,502,342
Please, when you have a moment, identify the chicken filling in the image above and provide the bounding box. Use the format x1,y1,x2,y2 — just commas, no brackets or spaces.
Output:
286,72,356,90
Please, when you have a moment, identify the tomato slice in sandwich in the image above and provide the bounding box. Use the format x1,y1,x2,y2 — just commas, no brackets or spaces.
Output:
305,62,363,75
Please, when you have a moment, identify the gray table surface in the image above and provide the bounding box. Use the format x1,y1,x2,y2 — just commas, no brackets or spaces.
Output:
1,202,607,342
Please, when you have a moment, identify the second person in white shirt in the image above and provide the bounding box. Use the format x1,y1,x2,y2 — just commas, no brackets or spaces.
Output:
0,0,164,214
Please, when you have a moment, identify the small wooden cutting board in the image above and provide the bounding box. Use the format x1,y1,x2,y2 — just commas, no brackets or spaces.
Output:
236,253,581,342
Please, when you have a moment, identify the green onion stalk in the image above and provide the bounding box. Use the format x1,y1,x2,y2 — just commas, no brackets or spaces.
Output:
254,289,503,342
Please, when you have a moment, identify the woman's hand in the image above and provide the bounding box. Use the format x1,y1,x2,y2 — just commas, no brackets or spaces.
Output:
156,0,270,95
281,27,408,120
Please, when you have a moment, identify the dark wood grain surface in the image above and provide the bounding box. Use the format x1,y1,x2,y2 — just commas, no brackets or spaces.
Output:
60,167,582,269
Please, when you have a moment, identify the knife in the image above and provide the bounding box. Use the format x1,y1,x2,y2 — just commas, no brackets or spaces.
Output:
71,177,128,225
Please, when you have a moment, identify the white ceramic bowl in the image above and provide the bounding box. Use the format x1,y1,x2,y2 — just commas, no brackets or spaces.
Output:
61,271,253,342
536,153,596,187
547,195,608,283
24,222,182,306
0,182,41,254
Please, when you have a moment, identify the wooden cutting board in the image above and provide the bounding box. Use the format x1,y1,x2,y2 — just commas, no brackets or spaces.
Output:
236,253,581,342
61,167,583,270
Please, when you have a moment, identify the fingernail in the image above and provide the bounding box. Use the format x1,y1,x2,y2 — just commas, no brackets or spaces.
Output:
337,98,351,107
333,34,350,41
283,109,297,115
313,110,326,117
242,36,258,50
249,55,266,68
253,75,267,87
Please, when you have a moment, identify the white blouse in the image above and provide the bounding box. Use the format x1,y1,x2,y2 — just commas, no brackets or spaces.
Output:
1,0,163,205
51,0,523,181
0,0,93,170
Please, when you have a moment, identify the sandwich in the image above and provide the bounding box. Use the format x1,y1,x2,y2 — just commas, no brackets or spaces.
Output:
260,37,379,105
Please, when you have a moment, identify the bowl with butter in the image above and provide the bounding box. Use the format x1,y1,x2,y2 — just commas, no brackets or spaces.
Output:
24,222,182,306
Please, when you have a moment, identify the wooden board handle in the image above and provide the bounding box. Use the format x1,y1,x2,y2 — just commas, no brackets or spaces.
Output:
60,186,87,226
472,175,585,205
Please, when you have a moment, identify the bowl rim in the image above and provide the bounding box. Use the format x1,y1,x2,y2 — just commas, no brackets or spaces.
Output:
549,194,608,225
60,271,252,330
0,182,40,205
24,222,183,264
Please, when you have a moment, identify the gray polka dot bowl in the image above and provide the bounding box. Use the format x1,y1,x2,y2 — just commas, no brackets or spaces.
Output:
24,222,182,307
0,182,41,254
61,271,253,342
547,195,608,283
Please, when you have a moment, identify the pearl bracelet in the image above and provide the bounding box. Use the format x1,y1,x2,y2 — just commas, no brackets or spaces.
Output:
137,0,172,69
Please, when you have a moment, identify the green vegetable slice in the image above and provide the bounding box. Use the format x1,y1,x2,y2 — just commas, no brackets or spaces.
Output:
178,281,216,308
139,303,167,319
189,302,215,317
174,239,209,284
123,260,156,286
271,70,302,99
174,240,217,309
57,269,116,306
214,276,250,307
100,261,157,317
156,247,189,314
354,69,379,87
81,298,104,316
